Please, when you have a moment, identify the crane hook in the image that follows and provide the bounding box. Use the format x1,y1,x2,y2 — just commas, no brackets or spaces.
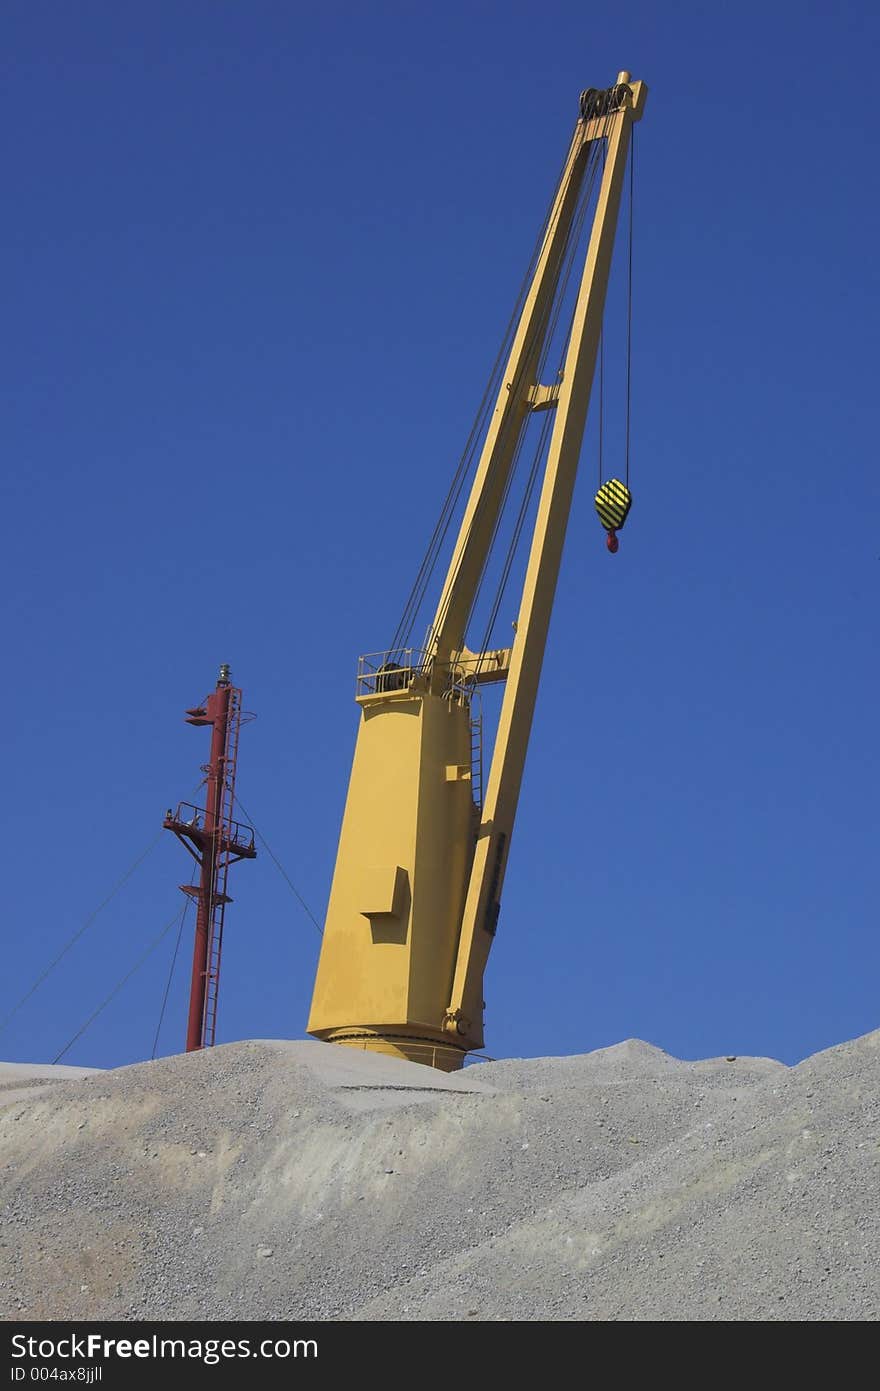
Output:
606,530,619,554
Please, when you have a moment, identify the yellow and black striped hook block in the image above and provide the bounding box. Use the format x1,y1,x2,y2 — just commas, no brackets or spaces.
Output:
594,478,632,532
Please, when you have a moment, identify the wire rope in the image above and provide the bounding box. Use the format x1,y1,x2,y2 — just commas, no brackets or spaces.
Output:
470,116,611,668
0,831,164,1039
150,879,193,1060
233,795,323,935
52,909,183,1064
392,123,588,656
625,127,635,487
439,124,606,667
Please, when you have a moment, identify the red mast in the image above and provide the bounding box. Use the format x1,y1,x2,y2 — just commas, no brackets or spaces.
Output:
164,664,256,1052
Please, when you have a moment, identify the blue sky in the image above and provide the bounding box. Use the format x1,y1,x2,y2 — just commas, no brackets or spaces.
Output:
2,1,877,1071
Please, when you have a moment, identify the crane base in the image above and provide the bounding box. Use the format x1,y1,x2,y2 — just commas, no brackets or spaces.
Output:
315,1028,468,1073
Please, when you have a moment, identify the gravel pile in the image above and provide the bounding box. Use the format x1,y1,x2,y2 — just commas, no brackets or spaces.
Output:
1,1031,877,1321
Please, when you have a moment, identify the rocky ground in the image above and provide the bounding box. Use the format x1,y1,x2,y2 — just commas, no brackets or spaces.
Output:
1,1031,877,1320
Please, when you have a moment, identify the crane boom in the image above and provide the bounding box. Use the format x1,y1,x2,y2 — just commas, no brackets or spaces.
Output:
308,74,647,1070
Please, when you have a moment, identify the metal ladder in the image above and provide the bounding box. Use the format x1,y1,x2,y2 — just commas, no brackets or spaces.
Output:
470,708,484,813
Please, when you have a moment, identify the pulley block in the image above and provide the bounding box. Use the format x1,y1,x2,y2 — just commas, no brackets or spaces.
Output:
594,478,632,552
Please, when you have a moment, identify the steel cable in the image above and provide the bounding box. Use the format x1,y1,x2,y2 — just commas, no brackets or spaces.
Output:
0,782,204,1041
471,119,610,669
150,877,193,1060
392,123,587,655
625,127,635,487
426,127,599,662
233,795,323,935
52,909,183,1064
0,832,163,1038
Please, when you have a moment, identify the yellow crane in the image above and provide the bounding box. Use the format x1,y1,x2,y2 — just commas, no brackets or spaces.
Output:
308,73,647,1070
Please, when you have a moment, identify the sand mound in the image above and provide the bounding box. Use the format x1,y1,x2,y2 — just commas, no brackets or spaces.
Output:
1,1032,877,1321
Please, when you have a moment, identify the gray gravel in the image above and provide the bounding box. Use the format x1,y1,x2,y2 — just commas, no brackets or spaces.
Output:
1,1032,878,1321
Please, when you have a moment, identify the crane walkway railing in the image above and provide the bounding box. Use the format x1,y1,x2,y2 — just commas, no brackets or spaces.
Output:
356,649,471,706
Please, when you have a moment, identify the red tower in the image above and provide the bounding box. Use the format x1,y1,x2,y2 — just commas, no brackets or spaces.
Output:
164,664,256,1052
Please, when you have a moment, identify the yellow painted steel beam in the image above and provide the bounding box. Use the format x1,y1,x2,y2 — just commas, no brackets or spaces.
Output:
425,120,592,679
308,75,647,1069
444,75,647,1047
